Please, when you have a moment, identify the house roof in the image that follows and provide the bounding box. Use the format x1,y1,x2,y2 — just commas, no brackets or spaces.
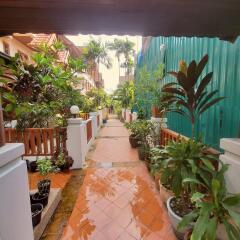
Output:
0,1,239,40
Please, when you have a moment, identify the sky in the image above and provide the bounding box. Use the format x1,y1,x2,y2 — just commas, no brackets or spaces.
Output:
66,34,142,93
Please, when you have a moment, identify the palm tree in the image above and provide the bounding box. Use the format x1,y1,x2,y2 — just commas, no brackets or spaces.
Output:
83,39,112,83
115,80,135,109
107,38,135,81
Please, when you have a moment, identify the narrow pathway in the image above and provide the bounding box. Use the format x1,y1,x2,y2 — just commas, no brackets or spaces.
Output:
61,119,176,240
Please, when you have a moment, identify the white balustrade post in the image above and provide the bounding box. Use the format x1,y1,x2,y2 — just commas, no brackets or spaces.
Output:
98,110,103,126
132,112,138,121
67,118,86,169
0,143,34,240
89,112,98,137
220,138,240,194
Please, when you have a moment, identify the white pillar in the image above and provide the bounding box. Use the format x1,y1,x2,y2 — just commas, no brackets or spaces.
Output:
220,138,240,194
98,110,103,126
126,109,131,123
0,143,34,240
89,112,98,137
132,112,138,121
67,118,86,169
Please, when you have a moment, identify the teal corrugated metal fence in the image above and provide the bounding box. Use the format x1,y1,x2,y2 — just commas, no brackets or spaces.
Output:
136,36,240,149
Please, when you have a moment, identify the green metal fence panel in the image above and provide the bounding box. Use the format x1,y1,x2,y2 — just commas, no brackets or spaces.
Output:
136,36,240,149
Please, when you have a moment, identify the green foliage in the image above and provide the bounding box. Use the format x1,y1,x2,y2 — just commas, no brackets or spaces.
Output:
0,40,87,128
179,164,240,240
55,151,66,167
82,39,112,69
135,64,167,117
107,38,135,78
162,54,225,137
125,120,158,147
155,139,219,197
115,80,135,109
36,159,54,176
86,88,109,110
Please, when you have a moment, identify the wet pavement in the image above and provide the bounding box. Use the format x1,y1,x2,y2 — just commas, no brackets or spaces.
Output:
61,119,176,240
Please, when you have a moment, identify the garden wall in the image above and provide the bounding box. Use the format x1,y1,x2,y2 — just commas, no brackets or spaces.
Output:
136,36,240,149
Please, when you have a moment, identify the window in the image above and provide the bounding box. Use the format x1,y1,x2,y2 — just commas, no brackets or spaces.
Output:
3,42,10,55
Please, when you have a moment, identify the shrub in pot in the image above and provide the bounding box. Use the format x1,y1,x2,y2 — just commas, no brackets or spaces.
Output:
36,159,54,195
159,139,219,237
31,203,43,227
150,147,174,203
53,151,73,171
178,163,240,240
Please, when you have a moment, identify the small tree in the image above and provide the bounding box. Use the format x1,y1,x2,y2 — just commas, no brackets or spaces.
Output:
162,55,225,137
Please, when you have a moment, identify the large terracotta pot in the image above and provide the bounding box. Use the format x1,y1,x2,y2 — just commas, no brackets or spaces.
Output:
129,134,140,148
0,105,5,147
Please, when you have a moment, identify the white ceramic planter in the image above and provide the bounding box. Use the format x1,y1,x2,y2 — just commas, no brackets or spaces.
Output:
167,197,187,239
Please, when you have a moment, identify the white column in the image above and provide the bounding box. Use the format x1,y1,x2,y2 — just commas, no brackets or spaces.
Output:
98,110,103,126
0,143,34,240
126,109,131,123
220,138,240,194
67,118,86,169
89,112,98,137
132,112,138,121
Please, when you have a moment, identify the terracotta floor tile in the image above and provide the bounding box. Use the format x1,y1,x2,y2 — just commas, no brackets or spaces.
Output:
126,220,148,239
117,231,137,240
102,221,124,240
60,119,175,240
103,203,122,219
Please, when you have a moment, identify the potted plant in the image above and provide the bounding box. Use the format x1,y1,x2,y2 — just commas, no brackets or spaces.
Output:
26,160,38,172
31,203,43,227
150,147,174,202
36,159,54,195
160,139,219,237
178,163,240,240
54,150,73,171
125,121,141,148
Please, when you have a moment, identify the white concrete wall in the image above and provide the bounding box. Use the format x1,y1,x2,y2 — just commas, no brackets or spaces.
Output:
220,138,240,194
0,143,34,240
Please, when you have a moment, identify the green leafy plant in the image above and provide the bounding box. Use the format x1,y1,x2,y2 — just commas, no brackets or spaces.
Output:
159,139,219,214
162,55,225,137
55,151,66,168
179,163,240,240
36,159,54,176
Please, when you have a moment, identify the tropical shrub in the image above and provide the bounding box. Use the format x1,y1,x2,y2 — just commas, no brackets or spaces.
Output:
179,163,240,239
162,55,225,137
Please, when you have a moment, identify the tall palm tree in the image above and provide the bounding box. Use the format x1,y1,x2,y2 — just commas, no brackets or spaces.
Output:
107,38,135,81
83,39,112,83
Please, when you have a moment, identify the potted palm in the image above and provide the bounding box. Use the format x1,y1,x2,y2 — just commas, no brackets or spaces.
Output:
179,163,240,240
125,121,140,148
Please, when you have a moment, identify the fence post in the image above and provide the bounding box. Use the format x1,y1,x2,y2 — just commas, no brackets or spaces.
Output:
89,112,98,137
0,143,34,240
220,138,240,194
66,118,86,169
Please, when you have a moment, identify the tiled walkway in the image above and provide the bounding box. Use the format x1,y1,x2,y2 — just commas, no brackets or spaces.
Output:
61,119,176,240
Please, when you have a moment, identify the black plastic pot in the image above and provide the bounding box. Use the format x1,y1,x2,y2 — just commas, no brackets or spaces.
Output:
31,203,43,227
26,160,38,172
129,134,140,148
32,192,49,207
103,119,107,124
38,179,51,195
